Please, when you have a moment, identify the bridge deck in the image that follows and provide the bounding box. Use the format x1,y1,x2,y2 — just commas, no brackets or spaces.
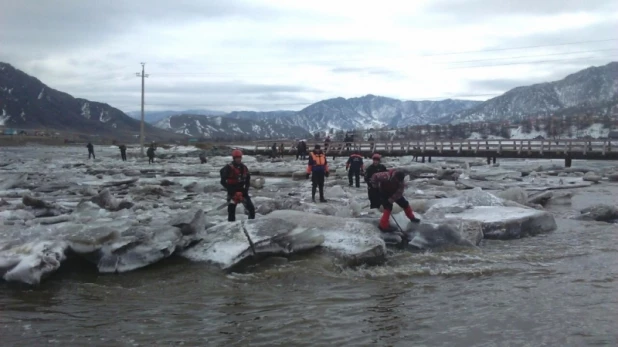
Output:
230,139,618,162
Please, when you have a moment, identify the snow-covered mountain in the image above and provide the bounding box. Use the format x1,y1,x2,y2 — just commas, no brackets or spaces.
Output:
443,61,618,124
0,62,182,141
222,110,296,121
281,95,481,133
127,109,226,124
154,114,311,140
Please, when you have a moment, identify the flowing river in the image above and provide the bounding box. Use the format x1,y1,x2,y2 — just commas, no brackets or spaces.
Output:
1,146,617,346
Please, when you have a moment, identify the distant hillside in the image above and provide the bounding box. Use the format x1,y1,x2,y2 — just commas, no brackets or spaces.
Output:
442,61,618,124
127,109,226,124
0,62,184,142
154,114,311,140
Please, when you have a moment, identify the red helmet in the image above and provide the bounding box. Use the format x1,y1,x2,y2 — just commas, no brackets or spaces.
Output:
372,153,381,160
232,149,243,158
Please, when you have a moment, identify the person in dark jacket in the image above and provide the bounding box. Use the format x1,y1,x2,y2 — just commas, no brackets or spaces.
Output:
271,143,278,158
119,144,127,161
147,145,156,164
306,144,329,203
364,153,387,208
87,142,95,159
344,134,352,152
220,149,256,222
199,151,207,164
346,151,364,188
297,140,307,160
370,169,421,231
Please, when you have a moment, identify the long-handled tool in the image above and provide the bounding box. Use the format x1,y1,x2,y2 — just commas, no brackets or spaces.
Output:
390,214,409,249
240,222,257,256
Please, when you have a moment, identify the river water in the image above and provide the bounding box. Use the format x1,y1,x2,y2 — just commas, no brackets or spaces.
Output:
1,147,617,346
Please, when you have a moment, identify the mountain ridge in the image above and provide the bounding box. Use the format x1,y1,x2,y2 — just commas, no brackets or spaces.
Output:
442,61,618,124
154,113,311,140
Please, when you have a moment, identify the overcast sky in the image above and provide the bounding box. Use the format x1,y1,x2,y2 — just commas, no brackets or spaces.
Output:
1,0,617,112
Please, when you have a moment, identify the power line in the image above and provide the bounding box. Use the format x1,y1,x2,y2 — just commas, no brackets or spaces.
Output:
445,55,618,70
148,51,618,76
142,93,503,109
145,38,618,68
435,48,618,65
421,38,618,56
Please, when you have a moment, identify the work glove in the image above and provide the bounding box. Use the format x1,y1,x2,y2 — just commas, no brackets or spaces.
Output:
410,217,421,224
233,192,244,204
388,198,394,204
306,173,310,180
325,172,330,177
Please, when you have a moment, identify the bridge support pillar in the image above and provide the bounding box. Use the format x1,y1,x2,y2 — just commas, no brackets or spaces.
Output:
487,157,491,165
565,157,572,168
428,156,432,163
422,156,425,163
493,157,497,164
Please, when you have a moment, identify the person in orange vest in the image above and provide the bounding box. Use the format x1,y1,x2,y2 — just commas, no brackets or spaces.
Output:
306,144,329,202
346,150,364,187
220,149,256,222
370,169,420,231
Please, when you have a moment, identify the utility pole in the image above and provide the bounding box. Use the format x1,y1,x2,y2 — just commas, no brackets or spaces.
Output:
136,63,149,155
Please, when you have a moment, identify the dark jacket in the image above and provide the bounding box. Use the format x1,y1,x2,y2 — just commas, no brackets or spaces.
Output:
370,169,405,201
364,163,387,183
87,143,93,151
220,162,251,193
147,147,155,157
298,141,307,152
346,154,364,171
119,145,127,152
306,150,329,173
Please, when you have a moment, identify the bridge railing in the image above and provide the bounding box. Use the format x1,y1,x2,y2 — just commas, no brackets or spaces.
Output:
231,139,614,156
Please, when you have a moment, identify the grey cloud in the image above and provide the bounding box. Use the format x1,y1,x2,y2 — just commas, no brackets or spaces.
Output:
77,81,320,95
331,67,402,78
485,20,618,50
0,0,280,57
62,80,321,111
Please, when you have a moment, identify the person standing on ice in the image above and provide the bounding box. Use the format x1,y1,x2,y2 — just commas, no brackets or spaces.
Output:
199,151,207,164
306,144,329,203
364,153,387,208
118,144,127,161
370,169,421,232
346,150,364,187
220,149,256,222
87,142,95,159
147,144,156,164
297,140,307,160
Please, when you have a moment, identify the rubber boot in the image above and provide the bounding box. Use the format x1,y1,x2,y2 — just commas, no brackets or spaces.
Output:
311,185,316,203
379,209,391,232
404,206,421,223
319,185,327,202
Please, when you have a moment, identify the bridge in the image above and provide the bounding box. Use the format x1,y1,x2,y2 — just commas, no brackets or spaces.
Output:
232,139,618,167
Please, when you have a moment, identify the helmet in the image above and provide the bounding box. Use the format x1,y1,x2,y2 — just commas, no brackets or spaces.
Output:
394,171,405,182
372,153,381,160
232,149,243,158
